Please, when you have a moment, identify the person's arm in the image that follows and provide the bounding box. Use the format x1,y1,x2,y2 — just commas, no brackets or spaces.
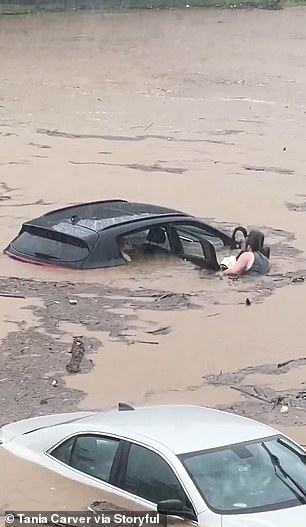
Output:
222,252,253,276
121,250,132,263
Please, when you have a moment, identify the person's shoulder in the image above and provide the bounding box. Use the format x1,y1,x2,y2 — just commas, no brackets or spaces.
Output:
238,251,253,262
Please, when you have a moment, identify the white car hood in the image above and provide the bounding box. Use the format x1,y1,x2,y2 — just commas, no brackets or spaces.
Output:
222,504,306,527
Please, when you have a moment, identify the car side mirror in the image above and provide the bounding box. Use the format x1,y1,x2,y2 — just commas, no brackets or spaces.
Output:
157,499,196,522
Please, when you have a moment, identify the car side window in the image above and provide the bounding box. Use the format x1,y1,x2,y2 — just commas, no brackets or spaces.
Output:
120,443,191,507
174,228,206,259
173,224,224,253
121,226,171,259
50,436,76,464
51,435,120,483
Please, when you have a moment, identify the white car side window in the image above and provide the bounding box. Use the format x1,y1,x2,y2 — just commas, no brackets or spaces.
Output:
51,435,119,483
120,443,192,507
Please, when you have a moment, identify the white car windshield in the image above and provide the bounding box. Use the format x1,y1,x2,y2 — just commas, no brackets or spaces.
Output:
180,435,306,514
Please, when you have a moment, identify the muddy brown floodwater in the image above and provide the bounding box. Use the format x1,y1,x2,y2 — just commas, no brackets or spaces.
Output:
2,5,306,514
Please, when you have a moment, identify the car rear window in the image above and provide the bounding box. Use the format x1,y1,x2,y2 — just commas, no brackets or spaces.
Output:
12,226,91,263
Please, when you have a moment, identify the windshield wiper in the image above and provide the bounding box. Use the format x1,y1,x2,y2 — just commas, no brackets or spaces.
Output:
262,442,306,504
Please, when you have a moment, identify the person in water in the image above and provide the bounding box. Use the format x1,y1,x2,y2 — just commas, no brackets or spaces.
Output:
119,237,132,262
221,230,270,277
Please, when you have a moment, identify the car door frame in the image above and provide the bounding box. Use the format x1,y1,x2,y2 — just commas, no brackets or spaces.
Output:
165,221,221,270
46,432,205,521
115,222,173,261
115,218,223,267
47,431,128,486
114,439,200,522
167,219,228,248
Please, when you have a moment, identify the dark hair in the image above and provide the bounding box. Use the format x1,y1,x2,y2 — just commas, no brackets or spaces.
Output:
246,230,265,252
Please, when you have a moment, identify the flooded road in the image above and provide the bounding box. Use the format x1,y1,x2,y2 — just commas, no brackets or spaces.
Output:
1,6,306,512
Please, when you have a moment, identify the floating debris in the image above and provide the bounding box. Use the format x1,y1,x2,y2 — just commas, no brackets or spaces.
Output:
146,326,171,336
291,276,304,284
66,336,85,374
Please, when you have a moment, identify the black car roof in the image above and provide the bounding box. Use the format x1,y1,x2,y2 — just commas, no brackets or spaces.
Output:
26,200,189,238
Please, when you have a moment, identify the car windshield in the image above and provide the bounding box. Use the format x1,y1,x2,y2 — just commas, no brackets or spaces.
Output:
180,435,306,514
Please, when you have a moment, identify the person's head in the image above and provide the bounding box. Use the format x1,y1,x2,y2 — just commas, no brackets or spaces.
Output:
246,230,265,252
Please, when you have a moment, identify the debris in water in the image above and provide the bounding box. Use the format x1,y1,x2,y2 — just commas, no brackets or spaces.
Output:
277,358,296,368
243,165,294,175
146,326,171,335
280,405,289,414
69,298,78,305
291,276,304,284
66,336,85,374
128,340,159,346
246,298,251,306
0,292,25,299
154,292,191,307
89,500,123,513
230,385,271,404
51,379,58,387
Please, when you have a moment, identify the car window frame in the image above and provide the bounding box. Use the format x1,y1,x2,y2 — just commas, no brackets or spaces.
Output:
46,433,200,521
116,219,225,255
115,220,220,271
46,432,127,487
116,222,174,256
166,222,220,270
168,220,227,248
117,440,198,521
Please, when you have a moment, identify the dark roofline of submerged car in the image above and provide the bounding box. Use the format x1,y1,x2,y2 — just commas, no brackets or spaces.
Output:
20,213,194,253
100,212,190,232
26,213,191,237
42,199,185,220
43,198,128,217
23,213,234,251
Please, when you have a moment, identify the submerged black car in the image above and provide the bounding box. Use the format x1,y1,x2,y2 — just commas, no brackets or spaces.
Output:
4,200,247,270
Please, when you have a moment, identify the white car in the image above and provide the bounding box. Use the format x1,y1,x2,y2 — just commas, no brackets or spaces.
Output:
1,404,306,526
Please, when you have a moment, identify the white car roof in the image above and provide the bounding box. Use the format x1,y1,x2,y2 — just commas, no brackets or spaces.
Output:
67,405,277,454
